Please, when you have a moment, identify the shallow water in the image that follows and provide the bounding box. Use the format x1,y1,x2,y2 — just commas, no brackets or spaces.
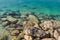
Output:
0,0,60,14
0,0,60,39
0,0,60,19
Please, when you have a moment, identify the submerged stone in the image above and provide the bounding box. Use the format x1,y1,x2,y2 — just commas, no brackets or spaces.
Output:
11,29,19,36
2,21,8,27
7,16,18,23
24,35,32,40
24,26,45,37
28,15,39,24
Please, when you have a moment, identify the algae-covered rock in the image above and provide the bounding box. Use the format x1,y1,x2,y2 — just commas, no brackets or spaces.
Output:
7,16,17,23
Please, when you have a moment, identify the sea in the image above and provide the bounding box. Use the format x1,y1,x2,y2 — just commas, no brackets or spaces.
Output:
0,0,60,37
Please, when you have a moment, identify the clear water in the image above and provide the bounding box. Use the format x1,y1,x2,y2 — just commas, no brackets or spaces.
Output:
0,0,60,14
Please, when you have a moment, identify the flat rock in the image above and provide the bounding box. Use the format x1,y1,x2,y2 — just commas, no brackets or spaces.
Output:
7,16,17,23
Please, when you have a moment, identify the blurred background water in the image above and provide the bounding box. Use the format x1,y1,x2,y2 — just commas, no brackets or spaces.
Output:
0,0,60,14
0,0,60,20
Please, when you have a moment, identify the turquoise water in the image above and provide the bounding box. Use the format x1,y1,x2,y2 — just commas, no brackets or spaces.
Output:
0,0,60,35
0,0,60,17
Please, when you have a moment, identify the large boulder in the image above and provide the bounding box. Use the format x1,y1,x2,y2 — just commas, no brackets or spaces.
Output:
24,35,32,40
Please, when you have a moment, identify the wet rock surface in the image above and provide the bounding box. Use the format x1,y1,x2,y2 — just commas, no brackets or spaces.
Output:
0,11,60,40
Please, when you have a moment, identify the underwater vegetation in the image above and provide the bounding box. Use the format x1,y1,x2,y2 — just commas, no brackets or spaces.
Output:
0,10,60,40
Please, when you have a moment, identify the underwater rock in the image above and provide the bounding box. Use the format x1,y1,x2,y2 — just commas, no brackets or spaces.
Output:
8,11,19,17
45,29,54,38
3,10,20,17
33,37,41,40
42,20,56,30
54,21,60,29
17,19,22,24
28,15,39,24
22,12,32,16
20,14,28,21
23,21,34,27
9,36,17,40
9,24,16,28
54,30,60,40
41,38,55,40
40,20,57,37
2,21,8,27
24,26,46,37
17,32,25,40
7,16,18,23
0,30,10,40
11,29,19,36
1,18,7,21
24,35,32,40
